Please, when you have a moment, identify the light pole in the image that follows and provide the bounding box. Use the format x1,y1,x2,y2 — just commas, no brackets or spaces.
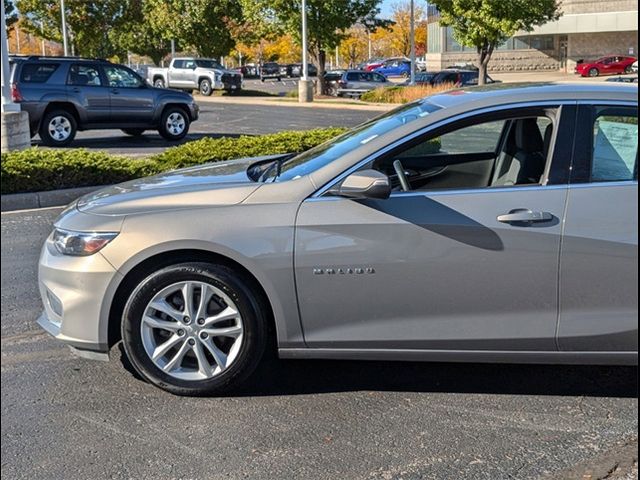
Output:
298,0,313,102
409,0,416,85
60,0,68,56
1,0,31,150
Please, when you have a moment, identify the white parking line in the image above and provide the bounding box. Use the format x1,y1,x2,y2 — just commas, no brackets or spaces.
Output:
1,205,64,215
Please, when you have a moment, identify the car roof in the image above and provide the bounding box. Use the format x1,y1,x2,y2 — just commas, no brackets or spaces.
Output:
425,82,637,110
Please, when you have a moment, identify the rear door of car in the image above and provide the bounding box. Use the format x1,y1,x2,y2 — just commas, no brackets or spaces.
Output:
558,103,638,353
66,63,111,124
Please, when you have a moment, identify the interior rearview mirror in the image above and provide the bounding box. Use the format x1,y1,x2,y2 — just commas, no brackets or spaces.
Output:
332,170,391,200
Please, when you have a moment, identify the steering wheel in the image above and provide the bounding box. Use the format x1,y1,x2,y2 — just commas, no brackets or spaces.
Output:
393,159,411,192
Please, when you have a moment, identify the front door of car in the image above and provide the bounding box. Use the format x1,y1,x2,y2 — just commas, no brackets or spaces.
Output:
557,104,638,353
295,107,573,351
102,65,155,124
66,63,111,124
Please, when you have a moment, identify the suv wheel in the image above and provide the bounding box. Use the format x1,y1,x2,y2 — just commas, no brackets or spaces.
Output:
158,107,190,141
121,262,267,396
154,78,166,88
199,79,213,96
39,110,77,147
121,128,145,137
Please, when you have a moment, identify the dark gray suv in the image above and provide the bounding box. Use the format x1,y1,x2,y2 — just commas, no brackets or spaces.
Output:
9,56,199,146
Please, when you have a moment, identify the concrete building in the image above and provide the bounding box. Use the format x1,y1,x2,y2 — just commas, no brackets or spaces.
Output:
425,0,638,72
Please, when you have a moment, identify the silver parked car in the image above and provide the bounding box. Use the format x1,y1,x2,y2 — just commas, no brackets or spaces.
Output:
38,83,638,395
337,70,393,97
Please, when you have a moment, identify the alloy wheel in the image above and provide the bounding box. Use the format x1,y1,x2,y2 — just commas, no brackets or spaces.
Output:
165,112,186,136
140,281,244,381
48,116,72,142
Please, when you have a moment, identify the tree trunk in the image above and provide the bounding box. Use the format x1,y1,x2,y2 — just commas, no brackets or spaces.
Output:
315,49,327,95
476,41,494,86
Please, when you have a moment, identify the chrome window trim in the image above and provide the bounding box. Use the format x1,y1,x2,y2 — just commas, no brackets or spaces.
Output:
312,100,577,199
569,180,638,189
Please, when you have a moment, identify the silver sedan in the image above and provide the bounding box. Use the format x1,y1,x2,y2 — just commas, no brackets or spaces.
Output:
38,83,639,395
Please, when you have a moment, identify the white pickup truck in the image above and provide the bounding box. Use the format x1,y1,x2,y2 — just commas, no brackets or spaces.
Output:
147,58,243,96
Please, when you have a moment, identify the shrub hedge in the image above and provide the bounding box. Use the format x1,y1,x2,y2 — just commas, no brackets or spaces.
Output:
0,128,346,194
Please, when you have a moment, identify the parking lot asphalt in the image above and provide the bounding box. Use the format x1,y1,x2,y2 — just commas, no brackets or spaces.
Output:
30,101,380,157
1,207,637,480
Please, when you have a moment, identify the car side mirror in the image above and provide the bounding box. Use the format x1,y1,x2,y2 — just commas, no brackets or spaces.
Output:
332,170,391,200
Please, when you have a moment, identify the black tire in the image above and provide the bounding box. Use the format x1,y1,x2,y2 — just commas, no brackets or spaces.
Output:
588,67,599,77
154,78,166,88
158,106,190,141
38,109,77,147
121,262,268,396
199,78,213,96
121,128,145,137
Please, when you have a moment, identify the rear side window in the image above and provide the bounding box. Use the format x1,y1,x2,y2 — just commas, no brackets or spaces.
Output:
172,60,185,69
68,64,103,86
591,110,638,182
20,63,59,83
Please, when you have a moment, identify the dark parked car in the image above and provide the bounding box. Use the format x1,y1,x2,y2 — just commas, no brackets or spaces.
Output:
430,69,498,87
324,69,346,96
260,62,281,82
9,56,199,146
605,75,638,83
399,71,437,86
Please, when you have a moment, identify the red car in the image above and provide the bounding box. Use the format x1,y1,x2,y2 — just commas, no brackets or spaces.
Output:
575,55,637,77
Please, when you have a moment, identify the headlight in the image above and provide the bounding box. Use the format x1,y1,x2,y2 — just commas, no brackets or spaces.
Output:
215,73,221,81
52,228,118,256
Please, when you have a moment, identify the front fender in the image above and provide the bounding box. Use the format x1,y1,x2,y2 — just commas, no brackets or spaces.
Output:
98,204,305,353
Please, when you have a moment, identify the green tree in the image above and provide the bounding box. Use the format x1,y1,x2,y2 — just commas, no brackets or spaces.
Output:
114,0,171,65
151,0,242,58
17,0,129,58
4,0,19,31
430,0,561,84
253,0,389,94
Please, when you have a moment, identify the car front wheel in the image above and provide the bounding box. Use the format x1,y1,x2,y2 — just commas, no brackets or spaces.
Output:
121,262,267,396
158,107,190,141
588,67,599,77
39,110,77,147
199,78,213,96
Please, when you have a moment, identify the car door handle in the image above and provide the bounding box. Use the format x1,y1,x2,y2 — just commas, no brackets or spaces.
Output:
497,209,553,224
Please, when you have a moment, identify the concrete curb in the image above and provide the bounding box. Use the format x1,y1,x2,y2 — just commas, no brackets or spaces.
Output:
196,95,394,111
1,185,103,212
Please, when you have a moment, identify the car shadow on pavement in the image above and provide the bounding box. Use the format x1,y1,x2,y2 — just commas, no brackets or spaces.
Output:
31,132,245,151
116,346,638,399
234,353,638,399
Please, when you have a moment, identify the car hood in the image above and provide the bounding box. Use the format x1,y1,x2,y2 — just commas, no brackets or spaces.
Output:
76,154,286,216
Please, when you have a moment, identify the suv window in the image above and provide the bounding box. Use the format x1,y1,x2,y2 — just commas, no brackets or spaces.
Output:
103,65,142,88
591,110,638,182
67,64,103,86
20,63,59,83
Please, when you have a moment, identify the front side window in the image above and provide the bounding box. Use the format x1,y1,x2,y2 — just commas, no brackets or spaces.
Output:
591,110,638,182
103,66,142,88
67,64,102,86
366,111,556,192
20,63,59,83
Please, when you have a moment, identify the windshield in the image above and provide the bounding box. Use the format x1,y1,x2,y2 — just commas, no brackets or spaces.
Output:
262,99,442,182
196,59,223,69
